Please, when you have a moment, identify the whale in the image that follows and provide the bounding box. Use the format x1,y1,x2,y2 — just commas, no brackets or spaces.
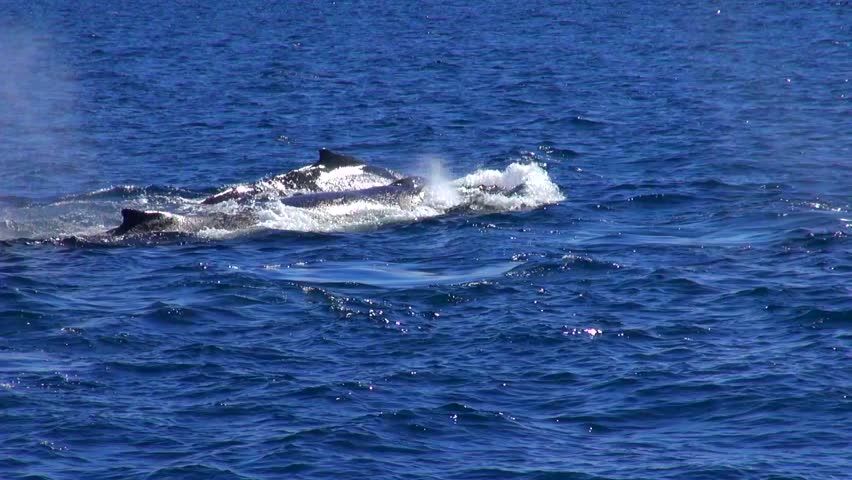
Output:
108,176,425,237
279,177,424,209
201,149,401,205
106,208,259,236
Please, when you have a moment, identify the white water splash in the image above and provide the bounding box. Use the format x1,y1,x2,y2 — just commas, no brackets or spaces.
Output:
453,162,565,211
422,156,461,211
222,162,563,237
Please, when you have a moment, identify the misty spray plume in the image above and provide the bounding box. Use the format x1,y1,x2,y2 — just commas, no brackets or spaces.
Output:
421,155,461,210
0,27,105,240
0,27,86,197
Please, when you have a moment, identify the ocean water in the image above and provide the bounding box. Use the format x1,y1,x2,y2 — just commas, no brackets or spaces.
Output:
1,1,850,479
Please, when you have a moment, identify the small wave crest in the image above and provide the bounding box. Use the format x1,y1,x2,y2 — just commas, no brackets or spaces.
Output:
55,185,203,203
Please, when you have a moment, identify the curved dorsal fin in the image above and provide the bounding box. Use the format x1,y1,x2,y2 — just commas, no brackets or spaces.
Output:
111,208,167,235
316,149,364,169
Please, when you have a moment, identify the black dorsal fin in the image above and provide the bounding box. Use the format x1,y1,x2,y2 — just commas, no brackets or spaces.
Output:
111,208,167,235
315,149,364,169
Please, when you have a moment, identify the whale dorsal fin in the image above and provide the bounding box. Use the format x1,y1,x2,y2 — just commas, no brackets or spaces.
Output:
316,149,364,169
111,208,168,235
122,208,165,226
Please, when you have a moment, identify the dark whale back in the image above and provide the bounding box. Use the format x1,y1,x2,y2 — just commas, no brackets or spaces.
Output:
201,149,398,205
390,177,423,189
280,176,424,209
109,209,173,235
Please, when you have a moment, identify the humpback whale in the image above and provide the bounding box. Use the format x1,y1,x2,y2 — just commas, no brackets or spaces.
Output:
107,208,260,236
279,177,424,209
102,149,537,238
107,151,425,237
201,149,400,205
108,209,178,236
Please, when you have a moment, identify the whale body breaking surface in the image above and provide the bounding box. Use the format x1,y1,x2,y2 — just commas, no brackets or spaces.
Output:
199,149,403,205
0,149,565,242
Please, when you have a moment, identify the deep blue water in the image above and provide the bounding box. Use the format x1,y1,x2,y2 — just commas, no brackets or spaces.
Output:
1,1,851,479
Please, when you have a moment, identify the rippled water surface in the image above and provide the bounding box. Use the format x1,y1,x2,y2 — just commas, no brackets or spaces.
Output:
1,1,850,479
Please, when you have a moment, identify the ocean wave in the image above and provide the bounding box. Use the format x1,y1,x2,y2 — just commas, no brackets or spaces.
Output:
54,185,203,203
784,228,848,247
792,308,852,328
507,253,622,279
537,142,580,159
